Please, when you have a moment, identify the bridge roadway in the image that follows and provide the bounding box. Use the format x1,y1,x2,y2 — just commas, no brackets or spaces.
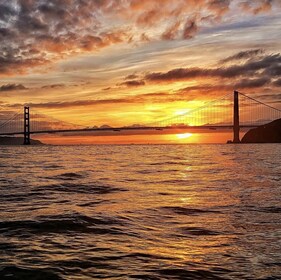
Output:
0,125,259,136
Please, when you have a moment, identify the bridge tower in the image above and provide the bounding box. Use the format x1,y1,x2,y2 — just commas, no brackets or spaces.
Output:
24,106,30,145
233,90,240,143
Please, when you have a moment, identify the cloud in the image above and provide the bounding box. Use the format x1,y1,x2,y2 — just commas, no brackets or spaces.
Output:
102,87,112,91
146,68,210,82
0,48,49,75
220,49,265,63
208,0,231,19
234,77,271,88
239,0,280,15
273,78,281,87
162,21,181,40
183,19,198,39
263,63,281,77
125,74,139,80
0,0,280,76
0,0,130,75
119,80,145,87
176,82,264,98
8,91,172,109
41,84,65,89
145,52,281,81
0,83,27,92
5,79,280,111
14,99,132,109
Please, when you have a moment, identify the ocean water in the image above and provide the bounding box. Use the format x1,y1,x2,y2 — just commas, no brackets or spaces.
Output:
0,144,280,280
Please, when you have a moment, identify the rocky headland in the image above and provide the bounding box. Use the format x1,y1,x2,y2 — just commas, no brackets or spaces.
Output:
241,119,281,143
0,137,44,145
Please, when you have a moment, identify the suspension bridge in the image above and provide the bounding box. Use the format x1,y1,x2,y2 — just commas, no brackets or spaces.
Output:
0,91,281,145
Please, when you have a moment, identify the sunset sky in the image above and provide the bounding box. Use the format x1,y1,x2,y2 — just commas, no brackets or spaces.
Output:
0,0,281,143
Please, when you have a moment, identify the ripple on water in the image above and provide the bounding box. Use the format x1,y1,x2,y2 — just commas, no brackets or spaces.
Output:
35,182,127,194
147,268,226,280
177,226,221,236
0,213,130,236
0,266,62,280
161,206,221,215
256,206,281,213
0,145,280,280
52,172,86,180
0,191,47,203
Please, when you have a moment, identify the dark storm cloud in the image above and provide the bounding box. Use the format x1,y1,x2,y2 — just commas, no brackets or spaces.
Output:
146,68,211,81
0,28,17,39
0,49,49,75
0,0,129,75
263,64,281,77
145,52,281,81
234,77,271,88
0,3,17,20
0,83,27,92
220,49,265,63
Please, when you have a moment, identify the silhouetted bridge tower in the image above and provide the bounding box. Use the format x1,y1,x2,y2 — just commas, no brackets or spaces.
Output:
24,106,30,145
233,90,240,143
1,91,281,144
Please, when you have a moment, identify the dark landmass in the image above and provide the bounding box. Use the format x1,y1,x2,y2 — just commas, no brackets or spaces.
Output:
241,118,281,143
0,137,44,145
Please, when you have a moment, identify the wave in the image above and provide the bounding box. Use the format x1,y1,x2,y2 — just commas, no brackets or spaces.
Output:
255,206,281,213
0,145,280,280
0,213,129,236
35,182,127,194
0,190,48,203
177,226,220,236
52,172,86,180
144,268,226,280
161,206,220,215
0,266,62,280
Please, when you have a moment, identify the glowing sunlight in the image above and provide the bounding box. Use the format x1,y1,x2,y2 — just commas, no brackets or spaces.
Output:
176,133,193,140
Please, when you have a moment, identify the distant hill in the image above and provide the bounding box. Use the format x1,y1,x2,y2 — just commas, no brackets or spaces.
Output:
100,125,112,129
242,118,281,143
0,137,44,145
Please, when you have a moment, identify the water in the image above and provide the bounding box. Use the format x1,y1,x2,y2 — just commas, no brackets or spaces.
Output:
0,144,280,280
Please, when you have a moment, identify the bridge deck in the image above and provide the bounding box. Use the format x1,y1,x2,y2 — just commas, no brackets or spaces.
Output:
0,125,260,136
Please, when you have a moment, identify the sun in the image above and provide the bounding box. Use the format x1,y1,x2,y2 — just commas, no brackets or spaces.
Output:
176,133,193,139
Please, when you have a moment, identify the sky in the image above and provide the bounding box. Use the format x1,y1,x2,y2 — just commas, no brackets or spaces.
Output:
0,0,281,144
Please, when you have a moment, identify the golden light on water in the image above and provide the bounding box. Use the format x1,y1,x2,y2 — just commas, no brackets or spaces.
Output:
176,133,193,140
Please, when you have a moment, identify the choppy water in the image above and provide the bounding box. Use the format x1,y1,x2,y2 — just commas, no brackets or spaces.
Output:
0,144,280,280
